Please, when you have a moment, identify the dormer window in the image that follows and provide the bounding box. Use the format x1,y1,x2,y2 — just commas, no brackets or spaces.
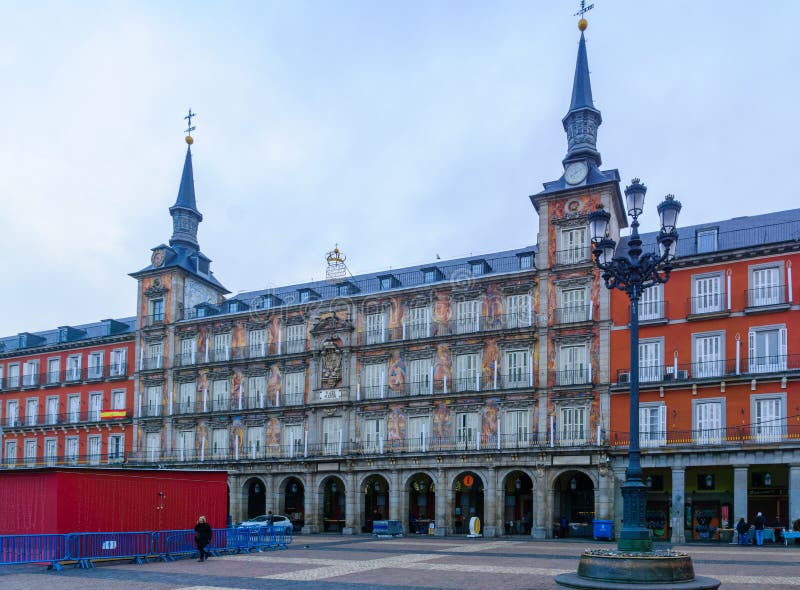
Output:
337,282,358,297
378,274,400,290
299,291,310,303
518,253,534,270
697,228,718,253
469,259,490,277
421,267,443,284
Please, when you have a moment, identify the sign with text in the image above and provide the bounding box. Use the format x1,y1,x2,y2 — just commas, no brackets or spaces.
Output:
318,388,343,401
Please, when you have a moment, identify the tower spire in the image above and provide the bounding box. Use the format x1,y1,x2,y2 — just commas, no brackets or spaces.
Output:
169,110,203,250
562,16,603,167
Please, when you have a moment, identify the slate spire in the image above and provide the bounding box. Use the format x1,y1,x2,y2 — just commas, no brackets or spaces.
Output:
562,26,603,167
169,140,203,251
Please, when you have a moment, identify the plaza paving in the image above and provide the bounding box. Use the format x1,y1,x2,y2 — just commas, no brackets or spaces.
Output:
1,536,799,590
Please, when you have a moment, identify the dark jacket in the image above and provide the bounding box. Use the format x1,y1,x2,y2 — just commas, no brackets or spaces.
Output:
194,522,213,546
754,515,766,530
736,520,749,534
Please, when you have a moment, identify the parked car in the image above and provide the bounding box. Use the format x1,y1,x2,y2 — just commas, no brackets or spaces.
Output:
238,514,293,531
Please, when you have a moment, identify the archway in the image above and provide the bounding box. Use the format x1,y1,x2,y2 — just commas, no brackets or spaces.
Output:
283,477,305,532
321,476,346,532
363,475,389,532
553,471,594,539
408,473,435,534
245,478,265,519
503,471,533,535
454,471,484,534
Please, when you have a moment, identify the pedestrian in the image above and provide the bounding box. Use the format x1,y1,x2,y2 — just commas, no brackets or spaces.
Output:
194,515,213,562
736,517,749,545
266,510,274,526
754,512,766,546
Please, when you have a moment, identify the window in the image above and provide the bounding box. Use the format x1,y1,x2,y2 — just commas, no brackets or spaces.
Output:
470,261,486,276
111,389,126,410
150,298,164,321
365,312,386,344
559,227,588,265
322,417,342,456
408,358,432,395
108,434,124,462
640,403,666,447
506,294,531,328
364,363,386,399
559,406,587,445
6,400,19,427
285,323,305,354
696,229,717,253
177,382,196,413
212,429,228,458
213,333,231,362
8,363,20,387
47,358,61,384
456,412,479,450
247,376,266,408
65,437,79,465
283,424,303,458
88,435,101,465
558,344,589,385
178,430,194,461
639,339,663,383
145,343,163,370
146,431,161,462
110,349,127,376
65,356,81,381
693,332,724,378
89,392,102,421
504,410,529,448
87,352,103,379
0,365,4,389
423,270,437,284
284,371,305,405
749,326,787,373
694,399,723,444
66,395,80,423
212,379,229,411
559,288,588,323
22,360,39,387
246,426,262,459
407,306,430,339
749,265,783,307
25,398,38,426
455,300,481,334
249,329,267,358
519,253,534,270
46,397,59,425
299,290,310,303
180,338,197,366
504,350,530,388
363,418,384,453
24,439,37,467
752,394,785,443
44,438,57,466
380,276,394,290
408,416,429,452
692,273,724,314
4,440,17,467
455,353,479,392
639,284,664,321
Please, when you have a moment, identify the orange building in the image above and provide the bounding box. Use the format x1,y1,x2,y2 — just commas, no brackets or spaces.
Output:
608,212,800,542
0,319,135,469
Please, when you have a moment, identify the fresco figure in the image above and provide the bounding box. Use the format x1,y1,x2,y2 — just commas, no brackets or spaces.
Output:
483,284,503,329
265,417,281,457
386,406,406,450
267,365,282,405
433,401,452,444
482,399,500,445
434,344,452,391
432,291,452,336
387,351,406,393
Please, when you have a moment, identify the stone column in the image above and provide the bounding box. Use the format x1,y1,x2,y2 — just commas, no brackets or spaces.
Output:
302,473,318,534
789,465,800,527
435,468,447,536
596,465,612,520
389,469,401,523
670,467,685,544
484,467,497,537
228,475,243,525
733,466,749,525
343,471,356,534
613,467,626,542
532,466,547,539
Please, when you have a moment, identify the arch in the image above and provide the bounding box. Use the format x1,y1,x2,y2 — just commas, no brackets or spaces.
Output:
406,471,436,534
453,470,485,534
361,474,390,532
241,476,267,519
501,470,534,535
319,475,346,533
551,469,595,539
280,476,306,532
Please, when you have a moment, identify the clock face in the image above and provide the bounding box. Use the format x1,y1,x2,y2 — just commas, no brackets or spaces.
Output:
564,161,588,185
151,249,165,268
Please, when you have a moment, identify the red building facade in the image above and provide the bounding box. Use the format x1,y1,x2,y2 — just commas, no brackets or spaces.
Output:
0,319,135,469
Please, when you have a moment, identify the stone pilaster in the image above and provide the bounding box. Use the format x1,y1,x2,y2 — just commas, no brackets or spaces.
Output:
265,475,275,515
302,473,319,534
613,467,625,541
435,468,447,536
484,467,497,537
789,465,800,526
532,466,547,539
596,464,612,520
389,470,401,523
670,466,685,544
733,466,748,524
343,471,356,534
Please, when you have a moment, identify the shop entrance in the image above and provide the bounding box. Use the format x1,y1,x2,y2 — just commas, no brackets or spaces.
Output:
246,478,265,519
408,473,435,534
553,471,594,538
322,476,346,532
283,477,305,532
454,471,484,534
363,475,389,532
503,471,533,535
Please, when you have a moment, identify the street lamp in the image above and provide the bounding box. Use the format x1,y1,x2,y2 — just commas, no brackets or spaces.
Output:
588,178,682,553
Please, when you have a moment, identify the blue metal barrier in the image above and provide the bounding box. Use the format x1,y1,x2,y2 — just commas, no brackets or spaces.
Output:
67,531,152,568
151,529,196,561
0,534,67,571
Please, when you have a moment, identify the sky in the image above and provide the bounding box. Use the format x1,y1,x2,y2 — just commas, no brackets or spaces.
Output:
0,0,795,335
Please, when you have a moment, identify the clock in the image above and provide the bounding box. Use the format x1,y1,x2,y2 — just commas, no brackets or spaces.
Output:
564,161,588,185
151,249,165,268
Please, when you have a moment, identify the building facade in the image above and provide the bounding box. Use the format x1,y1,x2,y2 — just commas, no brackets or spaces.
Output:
0,319,135,469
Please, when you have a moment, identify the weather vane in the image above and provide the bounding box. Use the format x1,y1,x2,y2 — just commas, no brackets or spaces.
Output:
574,0,594,18
184,108,196,145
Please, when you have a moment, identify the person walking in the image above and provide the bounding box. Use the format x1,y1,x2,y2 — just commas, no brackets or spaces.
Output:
194,516,213,562
754,512,766,546
736,517,749,545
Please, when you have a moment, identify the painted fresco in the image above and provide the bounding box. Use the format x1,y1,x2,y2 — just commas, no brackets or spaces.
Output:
483,284,503,329
231,417,244,455
267,364,282,404
482,398,500,442
387,296,404,337
386,405,406,449
267,316,280,354
231,321,246,355
232,369,243,408
432,400,452,441
196,419,208,458
197,370,209,405
434,343,452,386
387,351,406,393
482,338,500,384
196,324,208,358
265,417,281,457
432,291,452,336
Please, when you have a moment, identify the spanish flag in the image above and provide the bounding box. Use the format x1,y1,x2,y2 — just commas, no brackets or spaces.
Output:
100,410,127,419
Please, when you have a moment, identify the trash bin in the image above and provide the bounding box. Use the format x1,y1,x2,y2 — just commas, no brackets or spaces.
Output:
593,520,613,541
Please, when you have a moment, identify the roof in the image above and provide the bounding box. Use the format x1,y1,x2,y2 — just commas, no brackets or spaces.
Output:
170,146,201,218
568,32,596,113
536,163,620,197
131,244,229,293
0,317,136,356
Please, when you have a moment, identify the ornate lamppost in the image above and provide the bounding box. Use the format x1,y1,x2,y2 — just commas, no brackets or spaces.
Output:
588,178,681,552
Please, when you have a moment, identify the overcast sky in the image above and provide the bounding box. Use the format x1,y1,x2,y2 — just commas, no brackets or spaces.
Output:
0,1,794,335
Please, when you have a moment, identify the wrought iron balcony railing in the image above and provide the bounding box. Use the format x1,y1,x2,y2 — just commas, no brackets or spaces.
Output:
615,353,799,385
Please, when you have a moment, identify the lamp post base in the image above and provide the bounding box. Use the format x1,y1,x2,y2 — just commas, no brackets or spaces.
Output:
554,549,719,590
